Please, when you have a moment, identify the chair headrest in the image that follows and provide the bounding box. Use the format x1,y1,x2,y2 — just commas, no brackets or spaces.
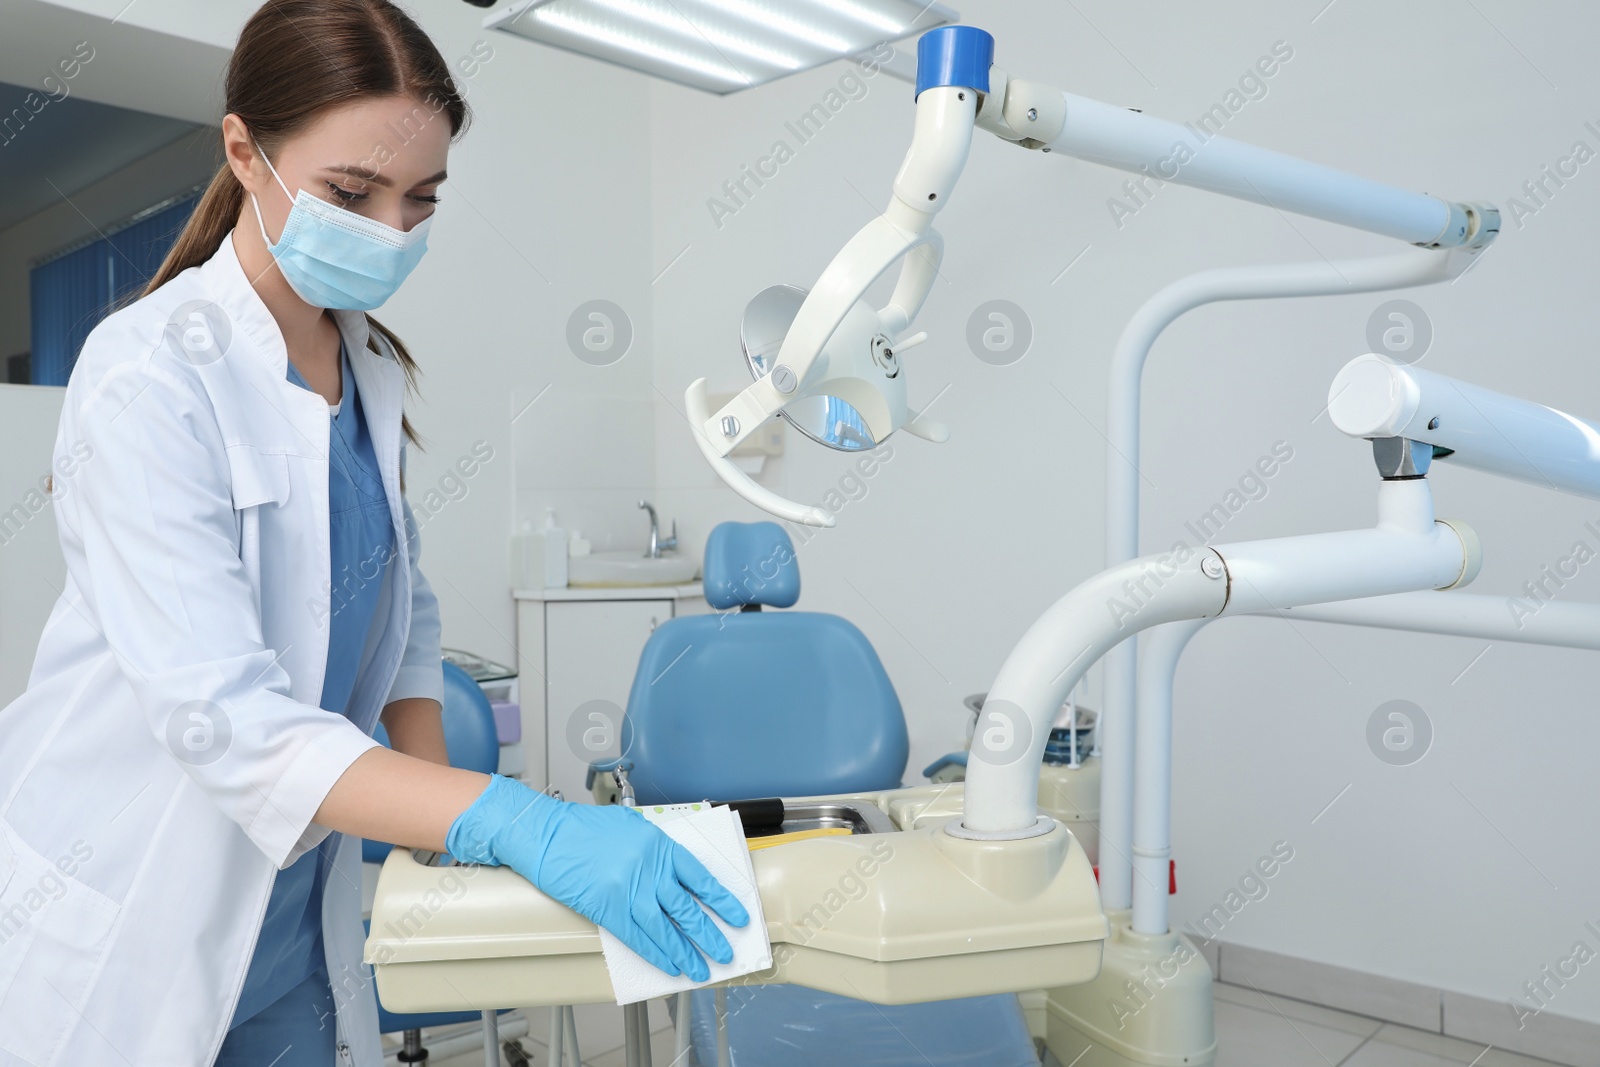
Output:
703,521,800,610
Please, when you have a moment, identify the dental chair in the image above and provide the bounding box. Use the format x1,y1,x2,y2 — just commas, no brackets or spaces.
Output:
363,659,518,1065
592,520,907,804
591,521,1041,1067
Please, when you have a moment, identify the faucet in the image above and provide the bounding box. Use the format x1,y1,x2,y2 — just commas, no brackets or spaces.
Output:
638,500,678,559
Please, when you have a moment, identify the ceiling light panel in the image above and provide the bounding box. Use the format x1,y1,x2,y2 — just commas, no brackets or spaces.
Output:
486,0,957,93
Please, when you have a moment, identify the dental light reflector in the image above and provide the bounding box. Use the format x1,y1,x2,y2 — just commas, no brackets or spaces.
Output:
742,284,884,452
484,0,957,93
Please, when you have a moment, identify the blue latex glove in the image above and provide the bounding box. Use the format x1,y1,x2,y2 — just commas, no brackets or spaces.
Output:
446,774,750,981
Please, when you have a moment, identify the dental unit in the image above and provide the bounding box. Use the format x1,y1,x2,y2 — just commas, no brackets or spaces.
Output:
682,22,1507,1067
366,23,1507,1067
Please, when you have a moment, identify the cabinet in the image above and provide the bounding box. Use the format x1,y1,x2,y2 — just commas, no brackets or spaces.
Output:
515,585,707,802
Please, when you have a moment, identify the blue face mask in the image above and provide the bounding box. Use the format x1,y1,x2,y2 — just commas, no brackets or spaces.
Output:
249,139,431,311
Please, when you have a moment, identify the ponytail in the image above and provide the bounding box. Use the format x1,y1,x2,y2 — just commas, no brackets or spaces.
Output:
142,165,243,298
366,317,424,454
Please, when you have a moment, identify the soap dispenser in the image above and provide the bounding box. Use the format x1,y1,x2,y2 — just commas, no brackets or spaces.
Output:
540,508,568,588
509,519,535,589
509,510,570,589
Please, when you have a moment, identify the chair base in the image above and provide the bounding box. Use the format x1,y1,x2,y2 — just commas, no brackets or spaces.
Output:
1044,911,1216,1067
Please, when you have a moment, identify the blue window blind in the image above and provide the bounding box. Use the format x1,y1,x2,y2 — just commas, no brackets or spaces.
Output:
29,191,200,386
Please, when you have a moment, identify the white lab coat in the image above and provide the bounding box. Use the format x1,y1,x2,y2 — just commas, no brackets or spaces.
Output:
0,231,443,1066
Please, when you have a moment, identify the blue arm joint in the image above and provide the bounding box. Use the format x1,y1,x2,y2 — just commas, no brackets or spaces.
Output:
914,25,994,99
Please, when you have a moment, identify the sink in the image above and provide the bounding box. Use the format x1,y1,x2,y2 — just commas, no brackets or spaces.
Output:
566,551,698,588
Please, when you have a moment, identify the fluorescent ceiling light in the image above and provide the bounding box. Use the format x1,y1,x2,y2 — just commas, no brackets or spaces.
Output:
485,0,958,94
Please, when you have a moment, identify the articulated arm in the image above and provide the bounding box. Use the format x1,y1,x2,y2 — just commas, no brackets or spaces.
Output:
976,68,1498,249
686,25,1498,526
684,80,973,526
961,476,1477,838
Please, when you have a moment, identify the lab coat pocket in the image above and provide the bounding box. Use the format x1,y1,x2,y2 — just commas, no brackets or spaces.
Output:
226,445,292,510
0,820,121,1064
227,447,291,581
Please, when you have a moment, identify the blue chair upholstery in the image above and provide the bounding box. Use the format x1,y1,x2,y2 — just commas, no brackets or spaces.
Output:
436,658,504,775
689,986,1040,1067
703,520,800,609
618,612,906,804
362,659,500,863
603,521,905,805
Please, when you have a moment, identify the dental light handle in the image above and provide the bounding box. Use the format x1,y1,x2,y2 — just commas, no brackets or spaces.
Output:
685,378,836,528
1329,353,1600,500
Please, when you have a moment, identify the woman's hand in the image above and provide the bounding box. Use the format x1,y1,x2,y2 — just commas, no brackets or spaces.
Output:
446,775,750,980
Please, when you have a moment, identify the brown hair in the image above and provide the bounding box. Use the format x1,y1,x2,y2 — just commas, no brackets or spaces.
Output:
145,0,471,448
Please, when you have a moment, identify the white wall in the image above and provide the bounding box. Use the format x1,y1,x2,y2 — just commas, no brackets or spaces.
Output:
378,3,659,672
10,0,1600,1025
0,385,66,706
648,0,1600,1025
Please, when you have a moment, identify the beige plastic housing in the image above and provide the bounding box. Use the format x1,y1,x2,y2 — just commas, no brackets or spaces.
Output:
365,785,1108,1013
1038,758,1101,865
1046,911,1217,1067
877,764,1101,861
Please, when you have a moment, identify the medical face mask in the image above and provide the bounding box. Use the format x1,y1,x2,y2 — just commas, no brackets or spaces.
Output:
248,138,431,311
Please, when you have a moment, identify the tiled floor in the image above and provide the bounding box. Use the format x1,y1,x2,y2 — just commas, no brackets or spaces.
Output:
1043,983,1570,1067
414,983,1572,1066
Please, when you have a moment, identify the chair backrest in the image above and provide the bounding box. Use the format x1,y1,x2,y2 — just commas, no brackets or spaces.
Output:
702,521,800,610
363,659,500,862
435,659,503,774
620,522,908,805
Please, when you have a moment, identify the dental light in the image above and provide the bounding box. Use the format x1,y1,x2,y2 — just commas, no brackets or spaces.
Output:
483,0,956,94
684,26,1499,527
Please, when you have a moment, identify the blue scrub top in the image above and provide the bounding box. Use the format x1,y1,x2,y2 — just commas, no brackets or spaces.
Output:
231,338,395,1028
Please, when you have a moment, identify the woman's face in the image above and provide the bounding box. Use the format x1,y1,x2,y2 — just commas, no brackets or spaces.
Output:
228,93,452,241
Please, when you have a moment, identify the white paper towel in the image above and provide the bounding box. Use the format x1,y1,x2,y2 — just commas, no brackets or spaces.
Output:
599,803,772,1005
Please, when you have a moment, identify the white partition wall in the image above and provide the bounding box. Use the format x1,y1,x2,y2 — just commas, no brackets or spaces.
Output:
0,384,65,704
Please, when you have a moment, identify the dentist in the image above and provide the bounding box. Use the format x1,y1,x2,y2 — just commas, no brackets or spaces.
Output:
0,2,746,1065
